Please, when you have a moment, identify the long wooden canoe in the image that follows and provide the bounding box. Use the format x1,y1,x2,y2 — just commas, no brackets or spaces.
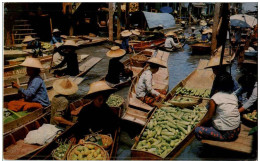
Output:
27,105,122,160
190,43,211,54
130,59,215,160
3,97,92,160
122,50,170,126
133,39,166,52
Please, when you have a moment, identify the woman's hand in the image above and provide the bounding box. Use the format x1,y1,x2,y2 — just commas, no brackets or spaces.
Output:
159,94,166,99
12,81,20,89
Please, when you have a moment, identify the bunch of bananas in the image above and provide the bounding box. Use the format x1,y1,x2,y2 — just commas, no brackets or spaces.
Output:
175,87,210,98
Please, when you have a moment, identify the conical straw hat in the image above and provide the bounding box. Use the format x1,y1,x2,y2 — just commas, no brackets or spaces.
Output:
121,30,132,37
20,57,43,69
106,46,126,58
205,56,231,68
147,57,167,68
165,31,177,37
61,40,78,48
202,29,212,34
131,30,140,36
191,27,196,30
22,36,35,43
53,79,78,95
200,20,207,26
52,28,61,33
87,80,115,96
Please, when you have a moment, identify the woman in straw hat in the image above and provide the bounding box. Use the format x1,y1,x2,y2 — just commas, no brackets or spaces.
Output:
76,81,119,138
105,46,133,87
50,28,63,46
23,35,42,57
121,30,132,54
51,40,79,77
135,57,167,106
50,79,78,128
10,57,50,111
164,31,181,50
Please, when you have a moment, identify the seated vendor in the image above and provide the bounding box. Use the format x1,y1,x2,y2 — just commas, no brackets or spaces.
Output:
105,46,133,87
201,29,209,41
195,73,241,141
22,36,42,57
10,57,50,111
50,28,63,46
121,30,132,54
51,40,79,77
76,81,119,139
50,79,78,129
164,31,181,50
135,57,167,106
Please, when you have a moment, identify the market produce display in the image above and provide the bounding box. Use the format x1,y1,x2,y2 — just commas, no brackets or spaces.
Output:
52,140,70,160
42,42,52,49
131,55,148,61
243,110,257,122
67,142,108,160
134,105,207,158
106,94,124,107
169,97,195,103
175,87,210,98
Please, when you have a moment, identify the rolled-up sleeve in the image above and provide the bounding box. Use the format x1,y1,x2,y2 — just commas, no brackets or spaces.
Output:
19,78,42,99
243,86,257,110
145,72,160,96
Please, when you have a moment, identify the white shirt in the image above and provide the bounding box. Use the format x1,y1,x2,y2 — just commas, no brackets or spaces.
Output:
135,70,160,98
211,92,240,131
243,82,257,110
164,37,178,48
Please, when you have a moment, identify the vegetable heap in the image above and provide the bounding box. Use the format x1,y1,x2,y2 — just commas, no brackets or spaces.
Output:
52,141,70,160
175,87,210,98
69,144,106,160
169,97,194,103
135,105,207,158
106,94,124,107
243,110,257,122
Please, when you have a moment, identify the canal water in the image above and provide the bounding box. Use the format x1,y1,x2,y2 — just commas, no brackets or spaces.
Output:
74,41,248,160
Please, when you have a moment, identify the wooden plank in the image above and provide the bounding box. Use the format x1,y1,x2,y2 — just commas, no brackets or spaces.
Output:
79,57,102,72
129,92,154,111
201,124,253,154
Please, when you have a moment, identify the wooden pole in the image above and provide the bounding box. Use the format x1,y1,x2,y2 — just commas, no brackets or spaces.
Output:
50,17,53,38
179,3,182,20
211,3,220,54
109,3,114,41
125,3,130,29
117,3,121,40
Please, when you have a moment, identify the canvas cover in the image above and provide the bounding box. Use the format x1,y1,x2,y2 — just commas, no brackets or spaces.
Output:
143,11,175,29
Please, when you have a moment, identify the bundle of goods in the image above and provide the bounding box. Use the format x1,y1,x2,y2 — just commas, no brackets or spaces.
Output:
106,94,124,107
243,110,257,122
175,87,210,98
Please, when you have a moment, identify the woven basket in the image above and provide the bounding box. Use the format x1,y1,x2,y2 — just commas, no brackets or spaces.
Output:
131,55,148,67
100,134,113,149
67,142,109,160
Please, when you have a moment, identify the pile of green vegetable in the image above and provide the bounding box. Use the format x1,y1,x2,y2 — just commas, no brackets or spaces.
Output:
69,144,106,160
169,97,194,103
52,140,70,160
134,105,207,158
106,94,124,107
243,111,257,122
175,87,210,98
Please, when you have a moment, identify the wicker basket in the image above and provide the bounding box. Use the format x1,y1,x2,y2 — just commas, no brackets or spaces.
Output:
242,113,257,127
131,55,148,67
67,142,109,160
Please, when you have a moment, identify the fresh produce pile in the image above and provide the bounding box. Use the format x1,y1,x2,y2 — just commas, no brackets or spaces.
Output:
134,105,207,158
106,94,124,107
68,143,107,160
132,55,148,61
52,140,70,160
243,110,257,122
42,42,52,49
175,87,210,98
169,97,195,103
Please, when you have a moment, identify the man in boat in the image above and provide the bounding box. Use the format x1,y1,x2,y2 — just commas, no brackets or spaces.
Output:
201,29,209,41
121,30,132,54
105,46,133,87
135,57,167,106
164,31,181,51
22,35,42,57
50,28,63,46
131,29,141,41
76,81,119,139
10,57,50,111
234,74,257,113
190,27,196,38
50,79,78,129
51,40,79,77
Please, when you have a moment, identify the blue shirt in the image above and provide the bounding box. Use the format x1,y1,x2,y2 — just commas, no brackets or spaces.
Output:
121,37,129,50
50,36,63,45
19,76,50,107
201,34,208,41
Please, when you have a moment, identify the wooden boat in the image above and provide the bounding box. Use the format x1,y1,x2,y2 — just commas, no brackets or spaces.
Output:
76,35,107,47
27,104,122,160
130,59,215,160
190,43,211,54
157,40,186,52
3,97,92,160
122,50,170,126
186,38,199,45
133,39,166,52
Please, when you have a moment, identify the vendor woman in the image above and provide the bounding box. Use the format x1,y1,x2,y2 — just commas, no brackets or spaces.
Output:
76,80,119,138
22,36,42,57
135,57,167,106
10,57,50,111
50,28,63,46
164,31,181,50
121,30,132,54
105,46,133,87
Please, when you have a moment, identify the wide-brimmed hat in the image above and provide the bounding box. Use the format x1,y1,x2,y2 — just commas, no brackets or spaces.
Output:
205,56,231,68
147,57,167,68
200,20,207,26
52,28,61,33
60,35,67,39
165,31,177,37
53,79,78,95
121,30,132,37
191,27,196,30
158,24,163,28
131,29,140,36
22,36,35,43
20,57,43,69
87,80,115,96
181,21,186,24
202,28,212,34
106,46,126,58
60,40,78,48
174,10,177,14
